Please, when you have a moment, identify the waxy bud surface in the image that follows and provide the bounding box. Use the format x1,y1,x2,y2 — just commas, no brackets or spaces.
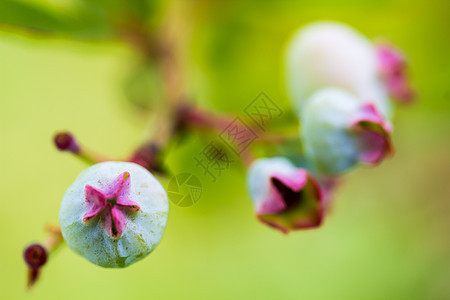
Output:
59,161,169,268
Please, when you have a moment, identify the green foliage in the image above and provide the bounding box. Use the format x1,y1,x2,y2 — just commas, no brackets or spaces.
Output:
0,0,165,40
0,0,76,35
122,62,164,113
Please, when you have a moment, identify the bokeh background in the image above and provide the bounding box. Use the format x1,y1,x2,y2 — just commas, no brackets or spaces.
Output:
1,0,449,299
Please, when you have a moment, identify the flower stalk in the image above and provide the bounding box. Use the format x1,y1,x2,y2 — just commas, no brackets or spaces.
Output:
54,132,104,165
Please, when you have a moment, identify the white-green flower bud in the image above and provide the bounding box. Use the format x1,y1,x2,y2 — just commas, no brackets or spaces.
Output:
285,21,391,118
302,88,393,175
247,157,324,233
59,161,169,268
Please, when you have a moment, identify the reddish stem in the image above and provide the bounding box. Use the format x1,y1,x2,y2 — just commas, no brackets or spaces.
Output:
178,104,256,134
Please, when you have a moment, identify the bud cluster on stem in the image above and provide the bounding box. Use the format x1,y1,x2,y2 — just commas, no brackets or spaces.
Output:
24,17,415,287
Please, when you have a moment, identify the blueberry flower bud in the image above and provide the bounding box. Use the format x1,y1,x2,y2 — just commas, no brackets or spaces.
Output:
54,131,104,165
302,88,393,175
24,244,47,270
24,244,48,288
54,132,80,153
59,161,169,268
286,21,391,118
247,157,324,233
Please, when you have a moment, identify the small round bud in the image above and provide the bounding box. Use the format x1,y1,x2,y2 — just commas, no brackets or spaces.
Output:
247,157,324,233
59,161,169,268
54,132,80,153
24,244,47,269
302,88,393,175
285,21,391,118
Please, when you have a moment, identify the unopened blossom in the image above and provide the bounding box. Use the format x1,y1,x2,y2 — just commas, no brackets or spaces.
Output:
285,21,391,118
302,88,393,175
24,244,47,287
247,157,324,234
54,132,80,153
59,161,169,268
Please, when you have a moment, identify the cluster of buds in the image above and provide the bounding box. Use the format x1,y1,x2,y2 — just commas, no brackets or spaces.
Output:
23,20,414,287
246,22,414,233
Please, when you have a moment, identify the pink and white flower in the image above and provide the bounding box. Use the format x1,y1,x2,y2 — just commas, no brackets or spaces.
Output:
247,157,324,233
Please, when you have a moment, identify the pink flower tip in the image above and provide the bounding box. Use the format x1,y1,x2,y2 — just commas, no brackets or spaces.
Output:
376,43,415,103
54,132,80,153
351,103,394,165
24,244,47,270
257,169,324,234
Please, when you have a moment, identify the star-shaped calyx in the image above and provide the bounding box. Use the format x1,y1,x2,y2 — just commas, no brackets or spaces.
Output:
83,172,140,238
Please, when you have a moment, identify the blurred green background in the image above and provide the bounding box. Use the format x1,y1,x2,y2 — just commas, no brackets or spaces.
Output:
1,0,449,299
